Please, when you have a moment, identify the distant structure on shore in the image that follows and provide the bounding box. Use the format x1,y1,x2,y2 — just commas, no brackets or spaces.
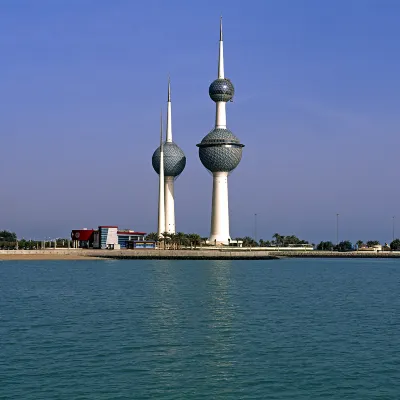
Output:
152,80,186,236
71,226,153,249
197,18,244,245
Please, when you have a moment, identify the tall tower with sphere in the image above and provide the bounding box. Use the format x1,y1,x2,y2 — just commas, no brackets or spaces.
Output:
197,17,244,245
152,79,186,234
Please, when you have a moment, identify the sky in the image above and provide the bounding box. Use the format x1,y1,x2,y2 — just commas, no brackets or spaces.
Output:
1,0,400,243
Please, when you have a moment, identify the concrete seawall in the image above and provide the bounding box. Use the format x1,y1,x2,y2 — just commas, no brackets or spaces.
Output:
268,251,400,258
0,249,278,260
93,250,279,260
1,249,400,260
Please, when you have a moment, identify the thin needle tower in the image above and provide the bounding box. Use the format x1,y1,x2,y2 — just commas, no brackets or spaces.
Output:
153,80,186,235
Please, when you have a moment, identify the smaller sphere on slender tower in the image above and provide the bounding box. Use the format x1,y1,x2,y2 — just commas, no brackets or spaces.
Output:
152,142,186,178
209,78,235,102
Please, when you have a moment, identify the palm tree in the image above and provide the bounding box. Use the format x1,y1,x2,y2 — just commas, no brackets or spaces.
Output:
186,233,194,249
242,236,257,247
192,234,201,248
356,240,364,250
161,232,171,249
187,233,201,249
169,233,178,250
176,232,187,249
284,235,300,246
272,233,283,246
145,232,158,241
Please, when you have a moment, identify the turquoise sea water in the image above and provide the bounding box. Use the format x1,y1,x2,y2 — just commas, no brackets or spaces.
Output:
1,258,399,399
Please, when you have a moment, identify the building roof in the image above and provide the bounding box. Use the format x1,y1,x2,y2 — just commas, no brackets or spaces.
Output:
117,231,146,236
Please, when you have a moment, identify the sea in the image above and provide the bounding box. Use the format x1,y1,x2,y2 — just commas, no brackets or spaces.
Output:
1,258,399,399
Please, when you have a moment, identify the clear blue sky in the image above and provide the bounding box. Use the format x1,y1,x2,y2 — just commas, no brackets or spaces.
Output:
1,0,400,243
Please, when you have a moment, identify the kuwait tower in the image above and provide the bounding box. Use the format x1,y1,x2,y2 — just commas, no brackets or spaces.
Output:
152,79,186,235
197,18,244,245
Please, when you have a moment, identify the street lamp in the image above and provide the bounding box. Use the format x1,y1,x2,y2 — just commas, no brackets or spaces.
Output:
393,216,395,242
336,213,339,246
254,213,258,244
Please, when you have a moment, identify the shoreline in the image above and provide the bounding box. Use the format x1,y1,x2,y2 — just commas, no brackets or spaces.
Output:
0,253,101,261
1,249,400,260
0,249,279,261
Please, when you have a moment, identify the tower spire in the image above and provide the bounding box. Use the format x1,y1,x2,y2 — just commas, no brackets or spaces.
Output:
166,77,173,142
218,16,224,79
160,109,164,151
157,109,165,238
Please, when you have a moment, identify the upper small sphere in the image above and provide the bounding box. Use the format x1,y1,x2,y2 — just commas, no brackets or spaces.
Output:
209,78,235,102
152,142,186,177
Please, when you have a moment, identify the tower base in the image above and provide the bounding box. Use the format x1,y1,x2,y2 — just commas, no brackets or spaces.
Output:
207,236,231,246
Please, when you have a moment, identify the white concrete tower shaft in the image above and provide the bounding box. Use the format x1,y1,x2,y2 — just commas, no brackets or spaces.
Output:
209,17,230,245
164,78,176,234
215,17,227,129
209,171,230,244
166,78,172,143
157,111,165,238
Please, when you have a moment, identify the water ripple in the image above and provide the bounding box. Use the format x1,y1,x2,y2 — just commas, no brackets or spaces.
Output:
1,258,400,399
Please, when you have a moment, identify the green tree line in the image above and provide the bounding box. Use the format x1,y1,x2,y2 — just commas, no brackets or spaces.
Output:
145,232,203,249
317,239,400,251
3,228,400,251
144,232,311,249
0,230,72,250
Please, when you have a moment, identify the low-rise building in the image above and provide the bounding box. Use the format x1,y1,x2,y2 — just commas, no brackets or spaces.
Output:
71,226,153,249
358,244,388,252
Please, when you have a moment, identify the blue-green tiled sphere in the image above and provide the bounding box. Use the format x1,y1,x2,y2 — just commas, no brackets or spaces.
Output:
197,128,244,173
209,78,235,102
152,142,186,177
